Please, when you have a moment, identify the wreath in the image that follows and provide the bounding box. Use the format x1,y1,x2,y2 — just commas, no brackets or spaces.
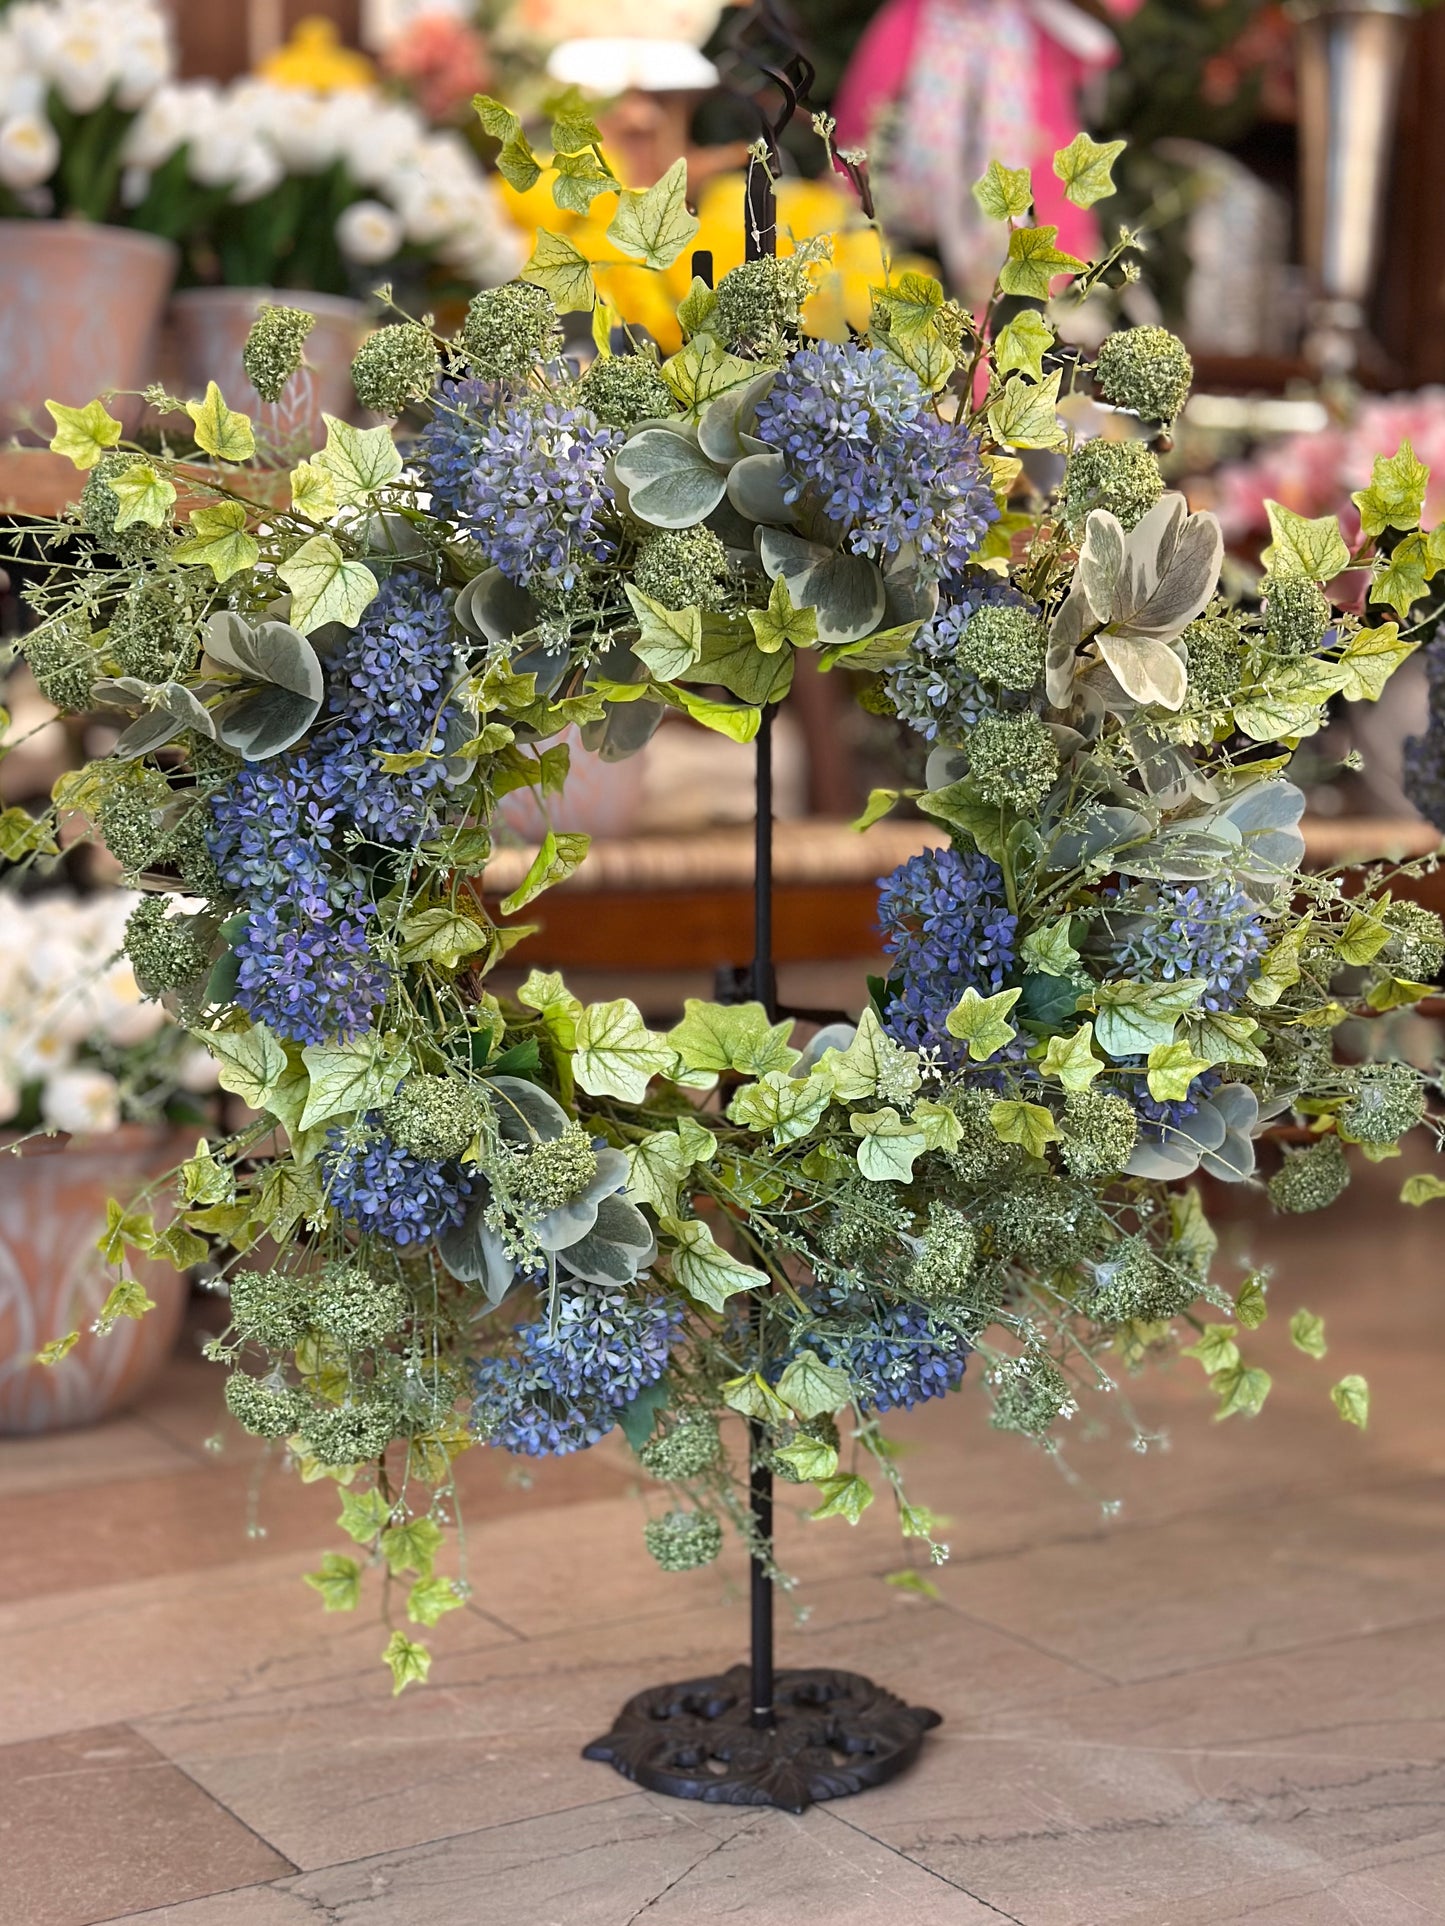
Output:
16,112,1442,1690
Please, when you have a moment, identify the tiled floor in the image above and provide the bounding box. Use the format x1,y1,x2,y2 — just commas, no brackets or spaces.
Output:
3,1161,1443,1926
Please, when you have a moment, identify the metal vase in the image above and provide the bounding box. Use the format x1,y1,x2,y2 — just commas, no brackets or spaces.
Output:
1293,0,1414,371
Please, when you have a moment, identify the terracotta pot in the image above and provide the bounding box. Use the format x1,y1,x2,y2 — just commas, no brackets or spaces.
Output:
0,1126,193,1435
499,724,649,841
167,287,364,452
0,221,176,443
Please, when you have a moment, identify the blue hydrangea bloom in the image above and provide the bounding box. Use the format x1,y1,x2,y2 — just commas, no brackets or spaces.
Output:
1105,879,1268,1016
472,1286,684,1455
754,341,996,572
885,572,1032,741
320,1111,473,1246
1404,627,1445,831
416,375,500,521
813,1301,970,1413
877,846,1018,1065
462,398,620,590
233,889,389,1045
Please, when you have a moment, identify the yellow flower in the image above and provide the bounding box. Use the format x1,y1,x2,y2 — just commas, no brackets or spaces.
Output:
258,19,375,93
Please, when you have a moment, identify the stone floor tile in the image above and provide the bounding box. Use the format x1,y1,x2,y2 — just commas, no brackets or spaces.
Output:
0,1724,293,1926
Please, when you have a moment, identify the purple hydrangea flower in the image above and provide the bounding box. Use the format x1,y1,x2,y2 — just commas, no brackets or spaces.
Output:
320,1111,474,1245
233,889,390,1044
812,1300,969,1413
1405,626,1445,831
472,1285,684,1456
754,340,997,571
462,398,620,590
416,375,500,521
877,846,1018,1066
885,572,1032,741
1104,879,1268,1016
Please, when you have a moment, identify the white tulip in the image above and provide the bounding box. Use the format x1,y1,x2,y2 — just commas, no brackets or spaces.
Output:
271,90,344,174
0,1065,20,1127
49,26,117,115
121,81,207,171
93,960,168,1047
0,66,45,123
176,1046,221,1094
43,1068,121,1136
336,197,404,264
0,111,59,190
114,25,172,110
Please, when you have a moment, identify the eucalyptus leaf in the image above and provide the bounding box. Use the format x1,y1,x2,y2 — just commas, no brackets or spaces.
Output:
614,428,726,529
726,451,793,526
455,569,539,645
757,528,886,646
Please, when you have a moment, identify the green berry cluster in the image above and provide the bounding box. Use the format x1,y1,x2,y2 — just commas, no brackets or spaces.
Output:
957,606,1046,691
989,1355,1073,1435
713,254,813,351
312,1261,409,1349
351,324,441,416
1383,900,1445,982
1060,1090,1139,1180
1094,326,1193,424
578,351,674,429
229,1267,311,1349
1063,439,1163,535
1339,1061,1425,1146
383,1074,488,1162
638,1414,721,1480
1267,1135,1350,1214
1181,613,1247,707
906,1203,978,1303
633,527,734,613
20,610,96,712
123,895,211,998
1088,1237,1194,1325
967,712,1060,810
225,1372,309,1439
505,1122,600,1211
984,1176,1109,1268
946,1088,1033,1186
79,453,157,559
97,767,171,874
108,584,189,682
241,305,316,402
644,1508,724,1571
299,1395,402,1467
1262,573,1331,656
461,282,561,378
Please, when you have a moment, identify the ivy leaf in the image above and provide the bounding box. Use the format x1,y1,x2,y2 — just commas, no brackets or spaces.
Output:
1212,1362,1272,1419
279,534,380,634
574,998,674,1100
150,1221,209,1270
1235,1273,1269,1328
1093,978,1205,1056
626,1131,690,1217
1335,904,1393,966
1037,1023,1104,1093
337,1487,391,1544
885,1569,940,1600
407,1576,465,1626
972,159,1033,221
499,829,590,914
1145,1040,1212,1104
1261,501,1351,582
913,1098,962,1154
186,382,256,462
398,908,492,969
727,1069,832,1144
1370,534,1430,617
517,969,583,1051
1000,226,1085,300
108,461,176,529
625,586,704,679
667,999,797,1078
1289,1309,1328,1359
944,985,1022,1061
852,787,904,832
521,228,596,313
96,1277,155,1332
298,1031,410,1131
1351,440,1429,539
777,1349,854,1419
474,94,542,191
1053,132,1126,208
1246,921,1312,1009
1331,1373,1370,1428
289,460,338,519
815,1007,919,1104
36,1331,81,1367
872,269,949,342
380,1516,442,1578
661,335,756,416
993,310,1054,382
382,1630,432,1695
850,1107,931,1181
606,157,699,269
1021,917,1081,979
46,396,123,469
200,1022,289,1111
173,502,259,583
1183,1012,1267,1070
0,808,58,859
1365,975,1436,1012
315,416,402,503
1336,624,1416,702
810,1474,875,1524
1401,1172,1445,1205
552,145,618,215
748,574,818,655
721,1371,792,1424
1182,1322,1240,1374
772,1435,839,1482
305,1552,362,1612
989,1099,1060,1160
665,1217,768,1310
669,688,761,742
988,370,1065,450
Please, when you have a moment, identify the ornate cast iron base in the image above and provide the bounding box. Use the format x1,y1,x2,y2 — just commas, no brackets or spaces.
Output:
582,1664,942,1812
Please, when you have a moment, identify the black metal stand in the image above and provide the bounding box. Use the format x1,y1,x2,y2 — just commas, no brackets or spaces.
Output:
583,8,941,1811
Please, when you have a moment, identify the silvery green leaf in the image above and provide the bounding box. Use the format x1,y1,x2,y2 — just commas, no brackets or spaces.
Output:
1104,492,1223,644
558,1193,656,1285
435,1198,516,1304
697,370,775,465
924,746,969,790
115,709,187,757
511,634,571,698
533,1147,630,1252
580,694,666,762
1123,1135,1201,1179
794,1022,857,1074
486,1073,569,1145
726,451,792,525
1112,828,1236,881
1046,583,1094,706
1095,634,1186,711
1215,780,1306,888
361,511,431,561
214,684,320,761
1077,509,1124,617
154,681,218,736
455,568,540,646
205,616,323,702
614,428,726,528
92,675,156,709
1043,803,1152,871
1173,1100,1229,1154
882,566,940,630
757,527,885,645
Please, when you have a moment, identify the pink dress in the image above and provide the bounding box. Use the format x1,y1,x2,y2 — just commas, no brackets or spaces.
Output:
833,0,1143,296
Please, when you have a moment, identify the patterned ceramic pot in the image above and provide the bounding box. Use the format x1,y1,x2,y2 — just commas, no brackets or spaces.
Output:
0,1127,192,1435
167,287,364,452
0,221,176,442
